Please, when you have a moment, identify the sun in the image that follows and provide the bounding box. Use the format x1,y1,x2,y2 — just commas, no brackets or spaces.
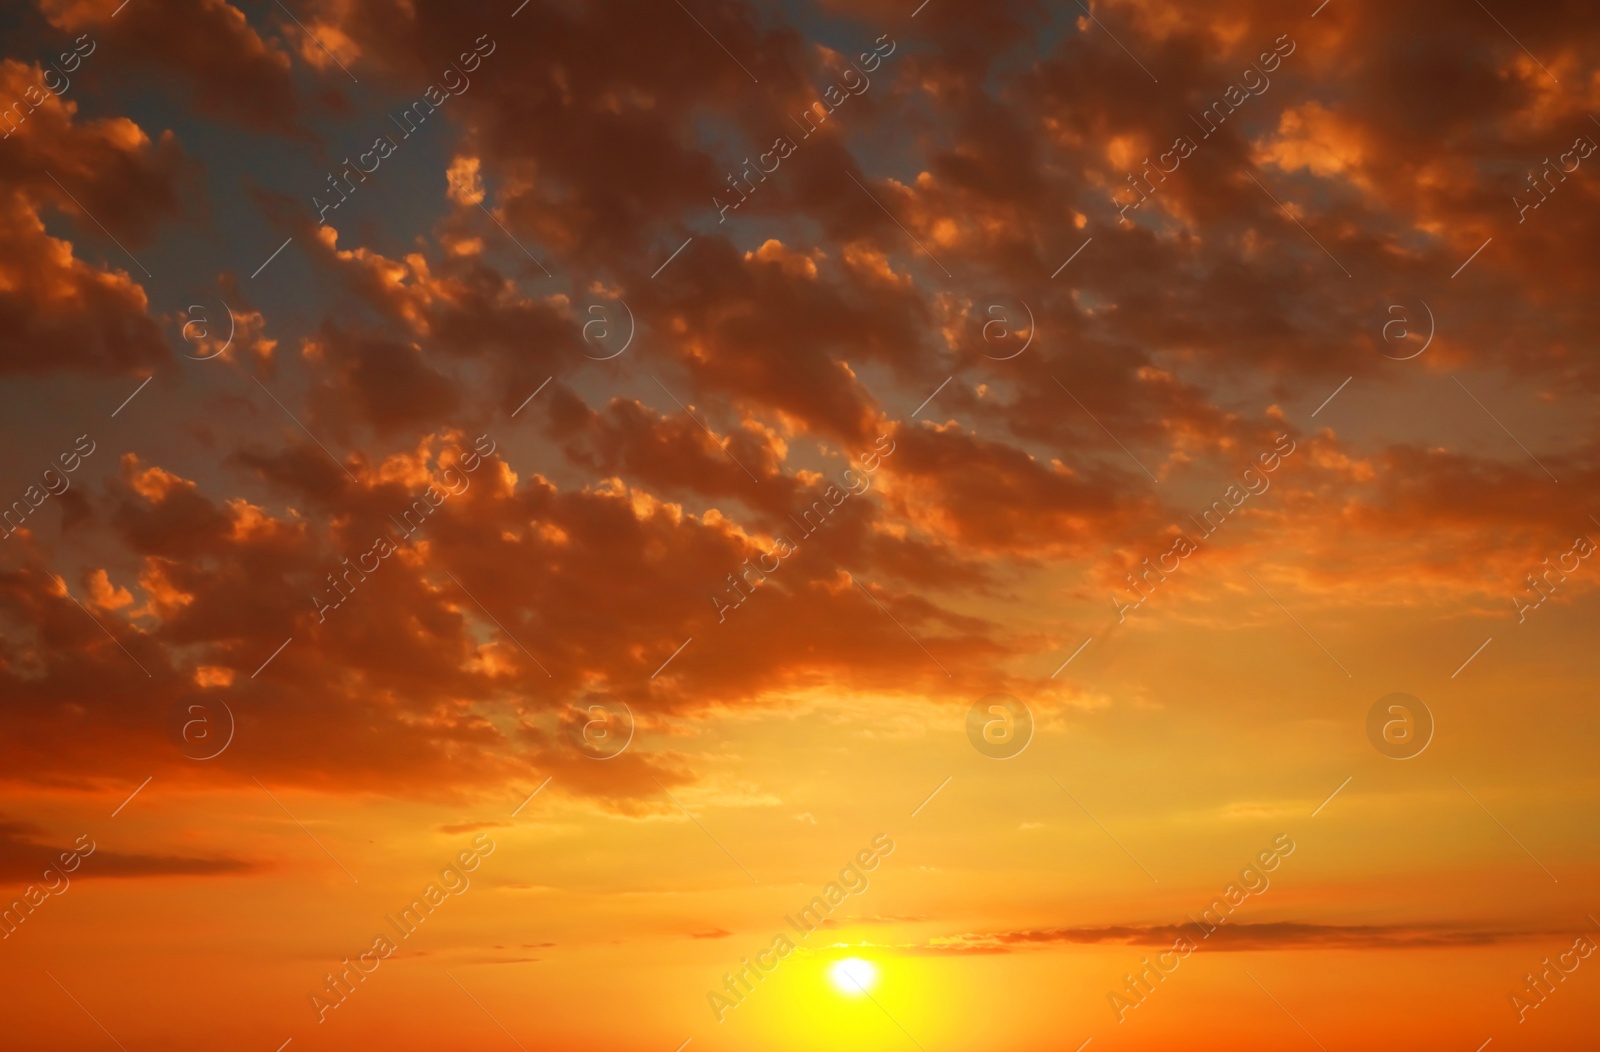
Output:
828,957,879,996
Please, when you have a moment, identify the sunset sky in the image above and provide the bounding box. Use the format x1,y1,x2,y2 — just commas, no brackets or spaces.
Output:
2,0,1600,1049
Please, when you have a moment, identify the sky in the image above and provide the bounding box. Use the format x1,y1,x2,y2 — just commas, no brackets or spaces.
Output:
1,0,1599,1049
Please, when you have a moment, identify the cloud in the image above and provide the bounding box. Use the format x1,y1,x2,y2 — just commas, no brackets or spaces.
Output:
3,0,1600,816
0,819,255,880
0,58,184,375
38,0,306,133
435,820,510,835
920,921,1539,955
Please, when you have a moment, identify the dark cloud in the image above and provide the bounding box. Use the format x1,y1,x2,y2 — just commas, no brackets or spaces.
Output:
921,921,1538,954
0,818,255,881
39,0,307,133
0,0,1597,810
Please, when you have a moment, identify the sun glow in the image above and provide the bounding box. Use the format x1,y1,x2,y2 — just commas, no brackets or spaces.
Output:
828,957,879,996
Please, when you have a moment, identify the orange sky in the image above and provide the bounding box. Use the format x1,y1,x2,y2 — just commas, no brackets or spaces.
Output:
2,0,1600,1049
